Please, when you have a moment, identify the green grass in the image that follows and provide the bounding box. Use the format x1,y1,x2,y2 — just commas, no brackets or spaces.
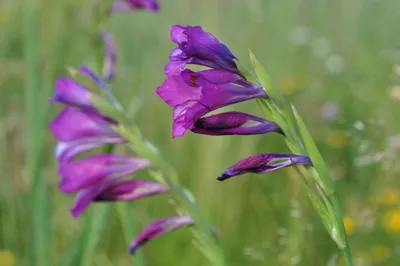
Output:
2,0,400,265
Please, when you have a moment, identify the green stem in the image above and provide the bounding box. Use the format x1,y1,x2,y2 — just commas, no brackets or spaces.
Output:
331,195,353,266
24,1,52,266
116,202,145,266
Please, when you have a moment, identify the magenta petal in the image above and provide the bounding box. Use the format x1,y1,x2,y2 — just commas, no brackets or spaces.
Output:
70,179,166,218
218,153,313,181
95,180,168,201
156,74,201,107
50,107,119,142
55,136,124,162
58,154,150,193
129,216,193,255
49,78,92,108
70,183,105,218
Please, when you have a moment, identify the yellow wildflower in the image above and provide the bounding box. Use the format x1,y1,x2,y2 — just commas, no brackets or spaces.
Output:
0,250,15,266
378,189,399,206
327,130,349,149
383,209,400,233
343,216,356,235
369,245,390,264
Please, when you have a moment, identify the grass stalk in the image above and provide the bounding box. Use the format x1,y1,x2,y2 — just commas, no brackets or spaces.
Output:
24,1,52,266
116,202,145,266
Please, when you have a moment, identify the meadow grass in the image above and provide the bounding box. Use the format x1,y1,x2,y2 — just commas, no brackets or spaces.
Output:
1,0,400,265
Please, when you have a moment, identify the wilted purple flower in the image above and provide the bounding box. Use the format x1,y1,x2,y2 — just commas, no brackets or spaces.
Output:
157,69,267,137
71,179,168,218
165,25,239,75
218,153,313,181
99,31,117,83
58,154,150,193
111,0,159,12
192,111,283,136
50,107,123,161
49,78,93,108
129,216,194,254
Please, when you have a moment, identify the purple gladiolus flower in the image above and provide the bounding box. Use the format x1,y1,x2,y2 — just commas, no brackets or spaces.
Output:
129,216,194,255
157,69,267,137
71,179,168,218
165,25,239,75
218,153,313,181
58,154,150,193
191,111,283,136
50,107,123,161
99,31,117,83
49,78,93,108
111,0,159,12
50,107,119,141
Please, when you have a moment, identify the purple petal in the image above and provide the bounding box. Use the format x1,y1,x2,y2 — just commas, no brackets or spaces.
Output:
191,112,283,136
156,73,202,107
70,179,167,218
70,183,105,218
218,153,313,181
181,70,266,110
55,136,124,162
95,179,168,201
160,70,267,137
110,0,159,12
167,25,238,74
129,216,193,255
58,154,150,193
50,107,119,142
49,78,92,108
99,31,117,83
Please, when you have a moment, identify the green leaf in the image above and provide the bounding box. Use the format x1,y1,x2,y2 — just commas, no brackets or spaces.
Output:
116,203,145,266
249,50,282,101
76,205,112,266
292,105,334,195
24,0,53,264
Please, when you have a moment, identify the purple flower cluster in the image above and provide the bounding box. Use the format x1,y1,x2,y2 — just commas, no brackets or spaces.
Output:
157,25,281,138
50,29,192,253
157,25,313,180
50,68,191,253
50,68,167,218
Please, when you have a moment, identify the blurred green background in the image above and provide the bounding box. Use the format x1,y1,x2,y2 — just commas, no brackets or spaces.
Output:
2,0,400,265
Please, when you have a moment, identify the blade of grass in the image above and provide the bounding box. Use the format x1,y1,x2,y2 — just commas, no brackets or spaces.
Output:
76,205,113,266
24,0,52,265
116,202,145,266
